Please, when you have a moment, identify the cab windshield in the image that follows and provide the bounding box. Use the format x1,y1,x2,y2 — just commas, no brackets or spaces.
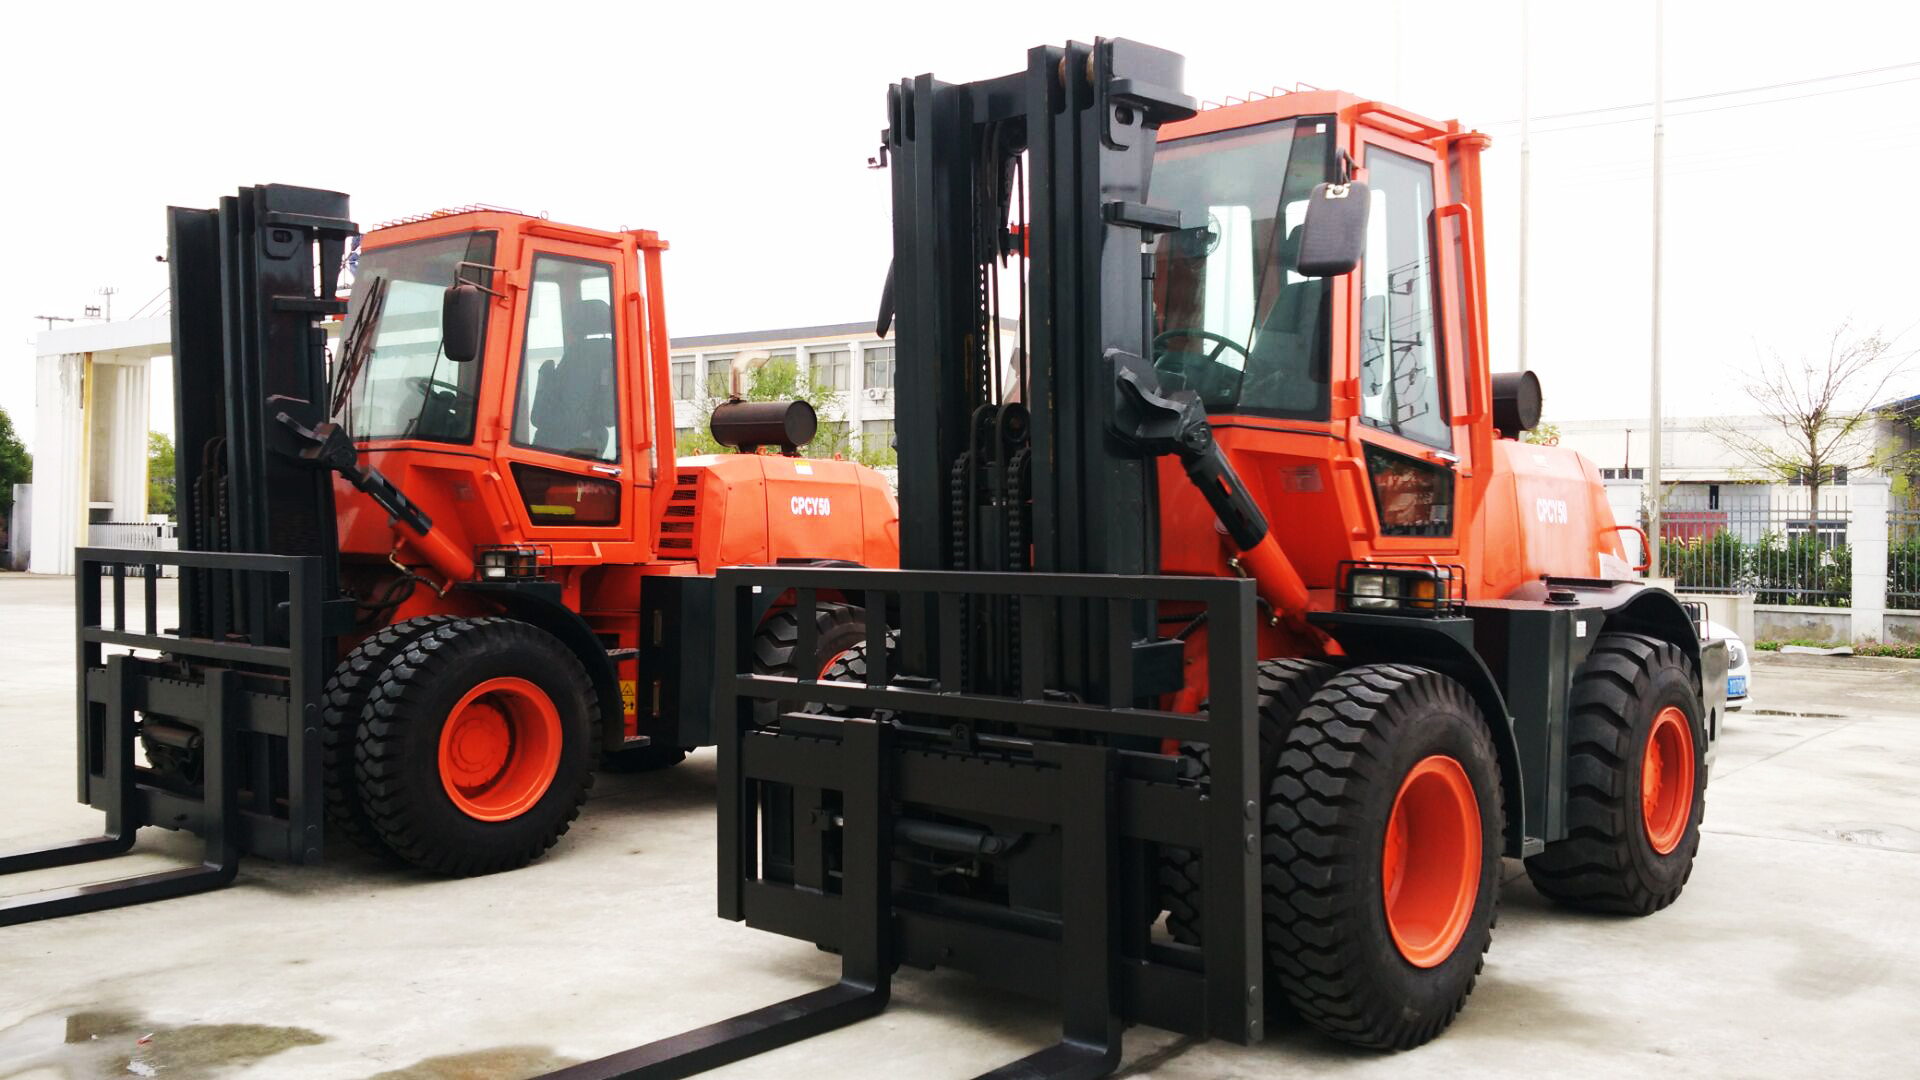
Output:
339,231,496,443
1149,116,1335,420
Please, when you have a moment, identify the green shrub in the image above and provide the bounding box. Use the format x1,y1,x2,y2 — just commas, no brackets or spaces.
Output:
1750,532,1849,607
1889,536,1920,608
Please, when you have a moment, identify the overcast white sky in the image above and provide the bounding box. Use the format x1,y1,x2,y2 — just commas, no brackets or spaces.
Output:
4,0,1918,448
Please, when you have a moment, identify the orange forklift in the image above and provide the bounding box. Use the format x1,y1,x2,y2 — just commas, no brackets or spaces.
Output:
0,189,896,921
548,37,1725,1078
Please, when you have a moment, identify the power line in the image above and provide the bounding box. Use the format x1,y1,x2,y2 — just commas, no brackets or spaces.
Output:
1484,59,1920,128
1525,74,1920,135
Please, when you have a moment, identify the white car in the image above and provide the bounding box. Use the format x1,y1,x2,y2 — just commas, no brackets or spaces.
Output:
1707,619,1750,717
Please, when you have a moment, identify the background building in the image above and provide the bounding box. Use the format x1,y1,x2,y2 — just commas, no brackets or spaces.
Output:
28,318,173,575
1555,413,1873,550
668,319,1019,463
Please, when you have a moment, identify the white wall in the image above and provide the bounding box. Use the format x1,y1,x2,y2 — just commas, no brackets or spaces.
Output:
29,353,82,575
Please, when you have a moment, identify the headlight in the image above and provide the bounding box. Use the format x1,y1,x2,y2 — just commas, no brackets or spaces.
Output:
1340,563,1458,615
1350,572,1395,609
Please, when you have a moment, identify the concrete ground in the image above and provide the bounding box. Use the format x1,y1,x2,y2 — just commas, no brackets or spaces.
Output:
2,570,1917,1079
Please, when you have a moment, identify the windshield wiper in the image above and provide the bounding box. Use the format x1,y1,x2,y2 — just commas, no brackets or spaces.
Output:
330,275,388,418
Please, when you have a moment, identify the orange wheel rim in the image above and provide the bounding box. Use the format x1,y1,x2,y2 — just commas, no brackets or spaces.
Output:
437,676,562,822
817,649,854,680
1641,705,1695,854
1382,755,1482,968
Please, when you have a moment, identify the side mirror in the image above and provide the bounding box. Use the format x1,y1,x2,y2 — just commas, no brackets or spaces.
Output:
441,282,487,363
1295,181,1370,277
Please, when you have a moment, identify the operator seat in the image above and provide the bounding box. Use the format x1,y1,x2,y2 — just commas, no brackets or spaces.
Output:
530,297,617,457
1241,225,1328,414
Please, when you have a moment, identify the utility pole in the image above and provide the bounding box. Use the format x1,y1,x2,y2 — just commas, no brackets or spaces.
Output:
97,287,118,322
1648,0,1665,577
1391,0,1404,102
1517,0,1531,374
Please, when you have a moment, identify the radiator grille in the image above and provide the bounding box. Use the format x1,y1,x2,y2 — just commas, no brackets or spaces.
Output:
659,473,701,555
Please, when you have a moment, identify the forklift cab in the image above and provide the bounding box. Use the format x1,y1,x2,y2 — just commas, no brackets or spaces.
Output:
1148,94,1495,589
335,212,672,577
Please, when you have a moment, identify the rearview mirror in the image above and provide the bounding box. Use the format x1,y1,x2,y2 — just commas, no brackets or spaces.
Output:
1295,181,1370,277
441,282,487,363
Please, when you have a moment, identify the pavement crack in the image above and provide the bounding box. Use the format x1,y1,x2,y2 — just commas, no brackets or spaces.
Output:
1713,716,1866,780
1702,827,1920,856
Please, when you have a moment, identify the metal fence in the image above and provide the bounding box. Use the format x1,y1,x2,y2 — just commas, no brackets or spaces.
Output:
1889,496,1920,609
1656,492,1851,607
87,521,179,577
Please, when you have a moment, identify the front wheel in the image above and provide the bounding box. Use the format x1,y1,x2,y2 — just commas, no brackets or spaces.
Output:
1264,664,1504,1050
355,617,600,876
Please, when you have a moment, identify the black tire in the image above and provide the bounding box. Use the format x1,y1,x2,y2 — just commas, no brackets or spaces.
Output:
320,615,459,855
1265,664,1504,1050
1160,658,1337,946
751,602,868,726
1524,633,1707,915
355,617,600,876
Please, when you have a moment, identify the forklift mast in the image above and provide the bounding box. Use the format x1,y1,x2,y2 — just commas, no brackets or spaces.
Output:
891,39,1196,699
549,39,1272,1080
170,185,356,642
0,185,354,925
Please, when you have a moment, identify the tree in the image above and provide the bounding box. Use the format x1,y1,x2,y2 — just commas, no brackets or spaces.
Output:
1710,323,1912,515
674,355,848,459
0,406,30,519
1522,421,1561,446
148,431,177,519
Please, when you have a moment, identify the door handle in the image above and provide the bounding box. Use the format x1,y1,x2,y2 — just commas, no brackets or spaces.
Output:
590,464,622,477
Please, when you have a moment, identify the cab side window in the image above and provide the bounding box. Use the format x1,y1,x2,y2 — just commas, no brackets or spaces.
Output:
1358,147,1448,448
512,256,619,461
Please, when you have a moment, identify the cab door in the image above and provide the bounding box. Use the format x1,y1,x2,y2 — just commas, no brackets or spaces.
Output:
497,243,637,554
1347,126,1469,560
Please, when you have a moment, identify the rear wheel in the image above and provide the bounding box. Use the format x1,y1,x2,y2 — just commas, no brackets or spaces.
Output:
320,615,459,855
1159,658,1337,947
1524,633,1706,914
355,617,600,876
751,602,868,727
1264,664,1503,1050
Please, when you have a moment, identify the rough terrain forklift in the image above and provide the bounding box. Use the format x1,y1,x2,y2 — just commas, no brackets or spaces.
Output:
549,37,1725,1078
0,188,896,922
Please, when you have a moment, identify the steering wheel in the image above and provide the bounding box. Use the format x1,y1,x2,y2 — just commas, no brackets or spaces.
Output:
1152,328,1251,369
406,375,469,400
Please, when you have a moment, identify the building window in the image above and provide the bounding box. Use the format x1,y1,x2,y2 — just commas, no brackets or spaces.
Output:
811,348,851,392
862,418,895,450
864,346,896,391
1835,465,1850,486
1709,483,1720,510
704,354,736,397
814,419,850,456
1630,468,1645,480
1601,468,1617,480
670,357,696,400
